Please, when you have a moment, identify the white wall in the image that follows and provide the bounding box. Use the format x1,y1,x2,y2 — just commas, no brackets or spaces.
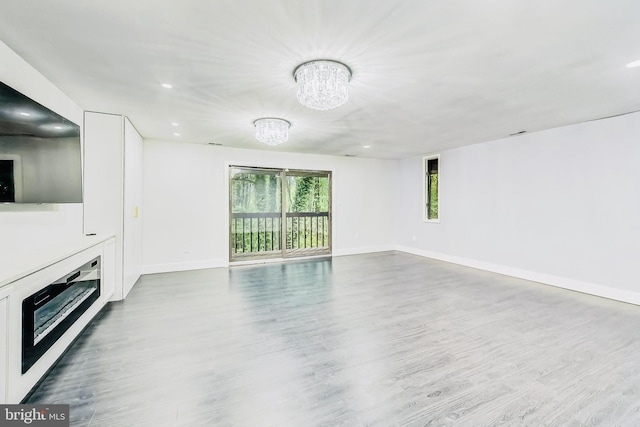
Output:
396,112,640,303
142,140,398,273
0,40,84,258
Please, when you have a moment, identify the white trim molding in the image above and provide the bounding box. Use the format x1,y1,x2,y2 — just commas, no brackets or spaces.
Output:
142,246,397,275
396,245,640,306
333,245,396,257
141,259,229,275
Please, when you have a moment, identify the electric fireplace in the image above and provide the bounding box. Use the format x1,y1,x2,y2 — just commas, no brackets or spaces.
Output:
21,256,101,373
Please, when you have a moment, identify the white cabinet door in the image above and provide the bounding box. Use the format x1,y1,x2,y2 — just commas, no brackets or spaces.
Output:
84,113,143,301
103,238,117,301
84,112,125,300
0,294,8,404
83,112,124,237
122,118,143,298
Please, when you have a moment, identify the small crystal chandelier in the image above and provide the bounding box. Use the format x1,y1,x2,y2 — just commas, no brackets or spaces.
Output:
294,60,352,111
253,118,291,146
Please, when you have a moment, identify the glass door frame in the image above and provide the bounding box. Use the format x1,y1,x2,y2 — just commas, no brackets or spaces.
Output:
228,166,332,262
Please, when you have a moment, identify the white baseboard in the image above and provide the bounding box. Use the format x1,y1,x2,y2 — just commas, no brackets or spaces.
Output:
141,246,395,275
230,254,331,267
396,245,640,306
141,259,229,275
333,245,396,257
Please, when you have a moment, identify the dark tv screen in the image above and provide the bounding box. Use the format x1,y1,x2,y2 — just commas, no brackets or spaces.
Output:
0,81,82,203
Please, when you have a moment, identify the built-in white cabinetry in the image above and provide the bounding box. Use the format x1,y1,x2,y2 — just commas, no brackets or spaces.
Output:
84,112,143,300
0,289,9,404
1,238,112,403
103,238,116,299
122,121,143,297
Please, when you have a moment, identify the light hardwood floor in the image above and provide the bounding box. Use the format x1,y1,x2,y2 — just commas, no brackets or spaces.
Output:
26,251,640,426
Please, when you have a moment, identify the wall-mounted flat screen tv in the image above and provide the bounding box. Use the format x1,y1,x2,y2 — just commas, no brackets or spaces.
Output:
0,81,82,203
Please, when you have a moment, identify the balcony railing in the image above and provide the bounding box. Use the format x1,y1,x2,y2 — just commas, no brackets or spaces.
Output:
231,211,329,256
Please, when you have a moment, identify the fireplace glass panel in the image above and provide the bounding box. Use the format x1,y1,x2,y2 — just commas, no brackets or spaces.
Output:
22,256,101,373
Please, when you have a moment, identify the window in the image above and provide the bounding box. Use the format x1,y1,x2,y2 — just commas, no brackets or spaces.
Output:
424,155,439,221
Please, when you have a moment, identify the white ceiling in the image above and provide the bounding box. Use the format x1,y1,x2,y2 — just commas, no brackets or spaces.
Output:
1,0,639,159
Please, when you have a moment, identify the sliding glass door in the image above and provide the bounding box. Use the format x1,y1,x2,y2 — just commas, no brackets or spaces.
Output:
285,171,331,257
229,166,331,261
230,167,283,259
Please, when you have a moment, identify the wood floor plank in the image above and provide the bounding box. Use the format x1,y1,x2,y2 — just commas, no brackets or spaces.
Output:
24,251,640,426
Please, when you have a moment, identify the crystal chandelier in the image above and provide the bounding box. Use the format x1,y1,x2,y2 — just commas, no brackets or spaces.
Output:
294,60,352,111
253,118,291,146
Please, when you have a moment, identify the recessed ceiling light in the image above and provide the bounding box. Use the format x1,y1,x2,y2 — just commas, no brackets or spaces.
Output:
171,122,179,126
363,145,371,148
161,83,173,89
626,60,640,68
174,132,180,136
